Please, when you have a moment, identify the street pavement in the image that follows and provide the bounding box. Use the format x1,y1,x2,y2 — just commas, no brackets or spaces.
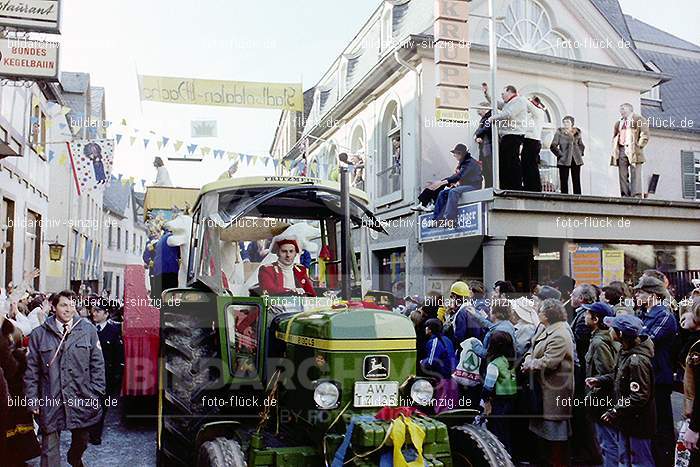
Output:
25,393,686,466
28,397,156,467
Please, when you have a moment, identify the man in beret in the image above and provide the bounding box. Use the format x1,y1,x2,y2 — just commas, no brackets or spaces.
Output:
258,238,316,296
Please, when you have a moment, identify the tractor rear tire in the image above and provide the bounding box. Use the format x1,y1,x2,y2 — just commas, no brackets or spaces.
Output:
449,424,514,467
197,438,246,467
159,312,221,467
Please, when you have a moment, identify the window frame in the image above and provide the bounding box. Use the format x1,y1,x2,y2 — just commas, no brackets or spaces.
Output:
376,99,403,205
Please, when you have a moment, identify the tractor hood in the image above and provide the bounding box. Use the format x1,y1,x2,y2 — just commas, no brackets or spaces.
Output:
275,308,415,351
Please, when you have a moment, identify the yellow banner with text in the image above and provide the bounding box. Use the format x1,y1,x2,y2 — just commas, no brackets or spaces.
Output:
138,75,303,111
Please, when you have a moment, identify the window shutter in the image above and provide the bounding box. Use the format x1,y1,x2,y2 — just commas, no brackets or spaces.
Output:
681,151,697,199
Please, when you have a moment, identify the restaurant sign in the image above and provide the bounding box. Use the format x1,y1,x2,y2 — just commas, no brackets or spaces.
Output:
0,0,61,33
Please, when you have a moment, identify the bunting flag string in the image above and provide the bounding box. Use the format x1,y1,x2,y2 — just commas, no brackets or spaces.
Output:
110,120,276,168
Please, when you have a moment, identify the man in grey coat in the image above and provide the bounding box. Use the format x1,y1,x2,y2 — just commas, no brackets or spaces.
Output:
24,290,105,467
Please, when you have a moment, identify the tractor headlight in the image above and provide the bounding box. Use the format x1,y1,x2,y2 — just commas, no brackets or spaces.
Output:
313,381,340,409
410,379,433,406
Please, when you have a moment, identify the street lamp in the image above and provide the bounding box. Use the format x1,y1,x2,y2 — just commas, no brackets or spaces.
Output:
48,237,65,261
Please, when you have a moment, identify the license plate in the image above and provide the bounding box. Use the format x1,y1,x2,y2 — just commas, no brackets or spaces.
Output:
353,381,399,407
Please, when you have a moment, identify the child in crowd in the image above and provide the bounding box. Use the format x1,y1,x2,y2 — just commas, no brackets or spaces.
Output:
420,318,458,414
480,331,517,453
420,318,455,380
585,314,655,467
583,302,619,467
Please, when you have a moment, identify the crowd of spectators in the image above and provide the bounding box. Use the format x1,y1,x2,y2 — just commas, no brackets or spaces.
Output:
0,271,124,466
407,272,700,466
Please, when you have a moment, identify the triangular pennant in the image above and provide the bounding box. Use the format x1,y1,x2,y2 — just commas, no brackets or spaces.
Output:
141,179,146,188
174,140,184,151
45,119,54,129
48,150,55,162
143,138,150,149
58,153,67,166
120,118,127,126
117,173,123,181
116,134,123,144
245,154,252,164
59,122,67,129
227,152,236,160
156,140,163,150
272,159,279,169
162,136,170,147
187,143,198,155
130,136,136,146
200,147,211,156
264,158,270,167
61,106,71,116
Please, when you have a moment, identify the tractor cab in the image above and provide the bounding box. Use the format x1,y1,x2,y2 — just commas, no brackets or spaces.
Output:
185,175,385,302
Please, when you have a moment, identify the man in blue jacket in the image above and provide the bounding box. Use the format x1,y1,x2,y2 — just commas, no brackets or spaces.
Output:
635,275,678,467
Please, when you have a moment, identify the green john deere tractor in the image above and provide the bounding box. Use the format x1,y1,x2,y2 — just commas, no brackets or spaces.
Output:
157,171,513,466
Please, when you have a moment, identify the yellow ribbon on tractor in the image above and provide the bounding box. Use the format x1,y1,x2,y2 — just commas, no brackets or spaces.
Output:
389,415,426,467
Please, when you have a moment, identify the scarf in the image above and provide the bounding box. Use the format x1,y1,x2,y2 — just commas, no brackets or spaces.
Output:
277,262,296,290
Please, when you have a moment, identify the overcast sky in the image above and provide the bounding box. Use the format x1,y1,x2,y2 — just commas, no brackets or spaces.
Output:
54,0,698,189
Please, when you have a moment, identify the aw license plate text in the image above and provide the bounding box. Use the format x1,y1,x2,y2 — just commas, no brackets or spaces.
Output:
353,381,399,407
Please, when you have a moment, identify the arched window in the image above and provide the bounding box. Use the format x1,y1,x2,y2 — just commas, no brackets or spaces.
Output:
318,143,338,181
378,101,401,199
497,0,575,59
350,124,366,189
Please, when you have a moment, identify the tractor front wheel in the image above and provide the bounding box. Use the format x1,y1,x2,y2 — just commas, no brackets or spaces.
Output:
449,424,514,467
197,438,247,467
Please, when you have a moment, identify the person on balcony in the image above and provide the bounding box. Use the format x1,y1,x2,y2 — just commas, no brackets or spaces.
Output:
522,97,545,192
611,103,650,197
485,84,529,190
411,144,482,228
258,238,316,297
550,116,585,195
474,91,493,188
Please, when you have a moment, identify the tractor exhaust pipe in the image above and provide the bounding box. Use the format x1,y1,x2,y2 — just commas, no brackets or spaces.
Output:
339,162,352,301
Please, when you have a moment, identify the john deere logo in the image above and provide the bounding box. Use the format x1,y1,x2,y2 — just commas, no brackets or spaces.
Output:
363,355,389,380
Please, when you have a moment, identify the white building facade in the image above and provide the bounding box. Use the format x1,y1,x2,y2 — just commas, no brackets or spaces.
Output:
275,0,700,296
